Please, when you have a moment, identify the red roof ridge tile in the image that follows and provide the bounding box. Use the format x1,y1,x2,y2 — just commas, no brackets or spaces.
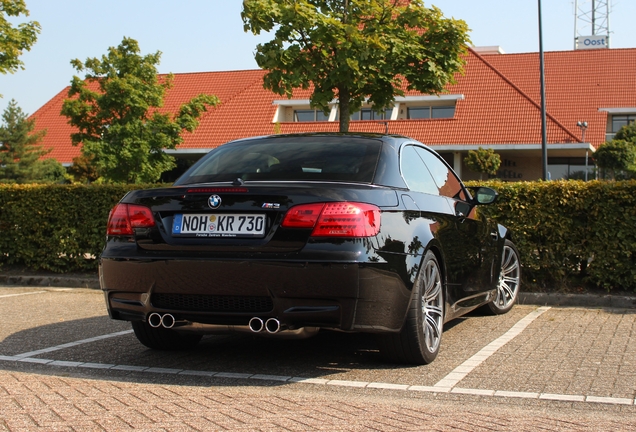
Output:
468,47,582,143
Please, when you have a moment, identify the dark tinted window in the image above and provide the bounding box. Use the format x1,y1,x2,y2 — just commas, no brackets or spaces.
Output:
176,137,382,185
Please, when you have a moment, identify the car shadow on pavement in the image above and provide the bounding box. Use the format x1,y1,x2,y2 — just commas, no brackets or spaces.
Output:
0,314,476,388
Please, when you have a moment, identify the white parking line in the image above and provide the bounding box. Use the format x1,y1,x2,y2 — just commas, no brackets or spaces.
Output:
0,291,46,299
0,354,633,406
1,306,634,407
13,330,134,359
434,306,551,389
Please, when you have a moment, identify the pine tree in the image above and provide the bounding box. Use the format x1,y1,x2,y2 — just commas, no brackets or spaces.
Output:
0,99,50,183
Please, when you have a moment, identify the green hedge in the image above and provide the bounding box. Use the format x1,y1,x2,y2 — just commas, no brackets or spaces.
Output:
468,180,636,291
1,181,635,291
0,184,149,272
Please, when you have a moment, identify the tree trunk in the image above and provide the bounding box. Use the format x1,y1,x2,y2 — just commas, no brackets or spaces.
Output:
338,86,350,133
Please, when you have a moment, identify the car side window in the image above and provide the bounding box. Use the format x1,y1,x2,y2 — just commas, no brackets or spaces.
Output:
400,145,439,195
414,146,468,201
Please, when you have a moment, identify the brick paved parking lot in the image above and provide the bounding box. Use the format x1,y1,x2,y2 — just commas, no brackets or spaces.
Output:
1,287,635,431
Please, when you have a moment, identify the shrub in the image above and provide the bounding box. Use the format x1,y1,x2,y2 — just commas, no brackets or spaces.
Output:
1,181,635,292
0,184,153,272
470,180,636,291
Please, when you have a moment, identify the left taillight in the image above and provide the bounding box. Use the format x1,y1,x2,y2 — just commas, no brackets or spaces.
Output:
107,203,155,236
282,202,381,237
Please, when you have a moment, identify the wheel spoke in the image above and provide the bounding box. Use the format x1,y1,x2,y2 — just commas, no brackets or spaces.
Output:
494,244,521,310
425,280,441,303
424,314,441,350
499,281,515,300
421,258,443,353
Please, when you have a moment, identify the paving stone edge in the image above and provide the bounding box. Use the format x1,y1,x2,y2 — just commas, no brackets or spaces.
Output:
1,274,635,309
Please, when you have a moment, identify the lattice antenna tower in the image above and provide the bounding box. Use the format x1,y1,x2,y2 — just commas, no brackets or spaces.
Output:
574,0,611,48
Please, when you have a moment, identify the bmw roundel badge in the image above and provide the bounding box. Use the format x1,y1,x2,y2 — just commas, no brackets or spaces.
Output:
208,195,222,209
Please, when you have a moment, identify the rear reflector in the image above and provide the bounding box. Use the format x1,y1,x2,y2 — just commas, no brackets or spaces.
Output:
107,204,155,236
282,202,380,237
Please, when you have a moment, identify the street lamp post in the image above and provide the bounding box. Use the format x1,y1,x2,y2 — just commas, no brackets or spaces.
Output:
538,0,549,181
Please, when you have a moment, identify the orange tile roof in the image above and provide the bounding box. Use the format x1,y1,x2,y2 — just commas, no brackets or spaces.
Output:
29,48,636,164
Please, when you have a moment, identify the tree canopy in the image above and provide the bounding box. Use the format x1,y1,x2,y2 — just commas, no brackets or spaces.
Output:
0,99,66,183
0,0,40,75
464,147,501,180
594,139,636,180
593,122,636,180
242,0,470,132
61,37,220,184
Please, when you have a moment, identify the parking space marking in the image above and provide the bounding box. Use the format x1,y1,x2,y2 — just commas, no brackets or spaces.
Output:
434,306,551,389
0,291,46,299
0,354,634,407
13,330,133,359
2,305,634,407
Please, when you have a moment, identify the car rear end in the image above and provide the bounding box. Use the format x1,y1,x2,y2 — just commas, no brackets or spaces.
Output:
100,135,412,336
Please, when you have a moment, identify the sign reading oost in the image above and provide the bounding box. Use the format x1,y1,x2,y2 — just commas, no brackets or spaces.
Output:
576,35,609,50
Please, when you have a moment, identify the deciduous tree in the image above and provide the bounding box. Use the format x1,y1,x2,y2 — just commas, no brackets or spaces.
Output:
242,0,470,132
0,0,40,75
594,139,636,180
464,147,501,180
61,37,220,183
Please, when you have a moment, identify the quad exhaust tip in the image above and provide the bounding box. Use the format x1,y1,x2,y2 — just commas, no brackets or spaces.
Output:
148,312,175,329
249,317,282,334
265,318,281,334
248,317,264,333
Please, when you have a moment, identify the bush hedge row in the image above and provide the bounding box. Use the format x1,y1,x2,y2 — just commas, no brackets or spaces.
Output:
468,180,636,292
1,181,635,291
0,184,148,272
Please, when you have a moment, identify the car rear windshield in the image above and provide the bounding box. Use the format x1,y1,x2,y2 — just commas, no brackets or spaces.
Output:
176,136,383,185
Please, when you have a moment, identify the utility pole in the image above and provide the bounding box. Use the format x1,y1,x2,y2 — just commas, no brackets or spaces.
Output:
538,0,548,180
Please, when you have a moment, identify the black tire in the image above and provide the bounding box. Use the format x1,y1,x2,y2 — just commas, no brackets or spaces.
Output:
378,250,444,365
487,239,521,315
131,321,202,350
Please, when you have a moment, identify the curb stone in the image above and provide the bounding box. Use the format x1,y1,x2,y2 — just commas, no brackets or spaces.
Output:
518,292,636,309
0,274,100,290
1,275,635,309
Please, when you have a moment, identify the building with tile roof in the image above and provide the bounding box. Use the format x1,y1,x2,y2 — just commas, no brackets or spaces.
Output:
28,46,636,181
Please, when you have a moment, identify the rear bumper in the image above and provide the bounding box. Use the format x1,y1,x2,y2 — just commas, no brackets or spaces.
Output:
100,258,411,333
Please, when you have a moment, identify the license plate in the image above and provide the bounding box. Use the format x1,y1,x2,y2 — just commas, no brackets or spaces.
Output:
172,214,266,238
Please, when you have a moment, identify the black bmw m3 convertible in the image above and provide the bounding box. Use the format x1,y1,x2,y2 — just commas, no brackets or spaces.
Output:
100,133,521,364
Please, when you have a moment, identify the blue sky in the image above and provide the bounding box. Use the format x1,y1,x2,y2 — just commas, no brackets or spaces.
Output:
1,0,634,115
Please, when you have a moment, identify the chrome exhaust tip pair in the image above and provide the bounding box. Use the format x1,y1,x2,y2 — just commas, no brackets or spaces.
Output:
148,312,175,329
248,317,282,334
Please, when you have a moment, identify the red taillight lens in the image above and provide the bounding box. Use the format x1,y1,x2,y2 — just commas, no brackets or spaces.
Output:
107,204,155,236
281,203,325,228
282,202,381,237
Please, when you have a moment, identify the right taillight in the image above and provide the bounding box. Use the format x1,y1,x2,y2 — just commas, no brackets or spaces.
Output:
107,204,155,236
282,202,381,237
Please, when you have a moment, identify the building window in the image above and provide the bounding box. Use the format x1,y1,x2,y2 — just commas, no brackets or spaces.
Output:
407,106,455,119
605,114,636,141
548,157,594,181
611,115,636,132
350,108,393,121
294,109,329,122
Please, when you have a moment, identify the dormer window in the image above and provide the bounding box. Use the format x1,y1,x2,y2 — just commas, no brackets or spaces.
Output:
272,94,463,123
599,108,636,141
407,106,455,119
294,109,330,122
350,108,393,121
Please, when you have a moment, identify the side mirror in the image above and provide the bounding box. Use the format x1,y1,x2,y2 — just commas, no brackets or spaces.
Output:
469,187,498,205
